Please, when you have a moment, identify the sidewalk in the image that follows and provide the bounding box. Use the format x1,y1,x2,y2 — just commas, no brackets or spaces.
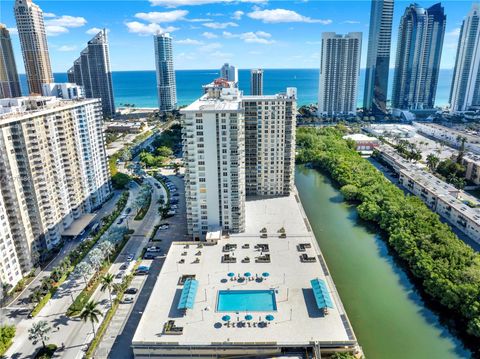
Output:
1,191,123,324
4,188,137,359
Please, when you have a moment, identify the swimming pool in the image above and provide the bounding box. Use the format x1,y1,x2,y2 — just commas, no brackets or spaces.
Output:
217,290,277,312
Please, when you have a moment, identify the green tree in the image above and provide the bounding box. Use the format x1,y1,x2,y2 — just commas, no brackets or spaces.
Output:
80,301,102,336
156,146,173,158
100,274,115,306
426,153,440,172
28,320,51,350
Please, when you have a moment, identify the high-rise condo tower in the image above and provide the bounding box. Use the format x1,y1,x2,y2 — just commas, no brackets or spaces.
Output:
14,0,53,95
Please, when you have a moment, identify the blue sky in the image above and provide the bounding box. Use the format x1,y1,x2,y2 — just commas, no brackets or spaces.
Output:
0,0,474,72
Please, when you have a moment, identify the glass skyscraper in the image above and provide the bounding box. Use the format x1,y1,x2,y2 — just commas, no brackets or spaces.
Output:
364,0,394,116
450,4,480,112
392,3,446,110
154,33,177,112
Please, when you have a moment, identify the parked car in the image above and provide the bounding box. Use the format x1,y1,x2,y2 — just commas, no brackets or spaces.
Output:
146,246,161,252
126,254,134,261
122,297,134,304
170,199,178,204
173,193,179,197
166,210,176,217
125,288,138,295
117,218,123,225
116,271,125,279
171,205,178,210
120,263,128,270
125,207,132,214
159,224,169,230
144,252,160,259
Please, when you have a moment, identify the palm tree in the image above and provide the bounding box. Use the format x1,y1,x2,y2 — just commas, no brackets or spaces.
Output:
100,274,115,306
80,300,102,336
30,289,44,306
426,154,440,172
28,320,51,350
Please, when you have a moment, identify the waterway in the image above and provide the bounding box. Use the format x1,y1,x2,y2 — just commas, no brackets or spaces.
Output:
295,165,472,359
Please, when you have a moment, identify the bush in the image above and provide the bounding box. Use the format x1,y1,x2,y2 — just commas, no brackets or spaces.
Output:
0,325,15,355
296,127,480,338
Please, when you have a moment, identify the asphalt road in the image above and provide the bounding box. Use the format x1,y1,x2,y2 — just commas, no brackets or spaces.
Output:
99,171,188,359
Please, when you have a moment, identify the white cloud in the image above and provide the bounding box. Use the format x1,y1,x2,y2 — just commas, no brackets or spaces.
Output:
176,38,204,45
46,25,69,36
232,10,244,20
446,27,461,37
187,18,212,22
43,12,56,18
248,9,331,24
149,0,267,7
125,21,179,35
86,27,108,35
134,10,188,23
202,31,218,39
44,14,87,36
6,27,18,35
57,45,77,52
199,42,222,52
342,20,360,24
223,30,274,44
46,15,87,28
203,22,238,29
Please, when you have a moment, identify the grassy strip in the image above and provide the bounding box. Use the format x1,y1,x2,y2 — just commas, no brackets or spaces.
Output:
84,262,141,358
31,192,129,317
66,233,131,317
134,192,152,221
30,271,69,316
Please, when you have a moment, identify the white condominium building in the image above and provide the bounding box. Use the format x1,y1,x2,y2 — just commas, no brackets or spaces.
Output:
318,32,362,115
0,96,111,287
244,88,296,196
450,4,480,112
182,80,296,240
0,195,24,289
182,84,246,240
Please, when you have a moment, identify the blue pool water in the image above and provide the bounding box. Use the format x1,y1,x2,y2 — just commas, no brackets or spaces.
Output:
217,290,277,312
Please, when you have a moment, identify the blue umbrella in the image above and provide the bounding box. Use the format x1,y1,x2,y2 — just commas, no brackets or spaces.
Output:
244,272,252,277
262,272,270,277
245,314,253,320
265,314,274,321
222,315,231,321
227,272,235,277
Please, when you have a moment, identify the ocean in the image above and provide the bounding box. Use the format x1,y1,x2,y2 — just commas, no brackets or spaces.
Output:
19,68,454,109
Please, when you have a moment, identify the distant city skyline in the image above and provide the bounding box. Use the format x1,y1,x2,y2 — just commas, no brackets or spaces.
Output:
0,0,474,72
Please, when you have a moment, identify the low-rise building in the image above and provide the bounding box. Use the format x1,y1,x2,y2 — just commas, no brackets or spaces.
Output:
377,144,480,244
343,133,379,153
413,122,480,154
461,152,480,185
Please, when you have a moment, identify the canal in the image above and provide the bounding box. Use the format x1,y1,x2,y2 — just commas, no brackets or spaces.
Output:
295,165,471,359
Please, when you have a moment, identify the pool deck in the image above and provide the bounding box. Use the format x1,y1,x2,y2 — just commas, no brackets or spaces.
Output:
132,190,358,355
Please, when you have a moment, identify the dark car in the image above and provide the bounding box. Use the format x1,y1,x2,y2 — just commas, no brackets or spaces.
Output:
120,263,128,270
125,288,138,295
125,207,132,214
173,193,179,197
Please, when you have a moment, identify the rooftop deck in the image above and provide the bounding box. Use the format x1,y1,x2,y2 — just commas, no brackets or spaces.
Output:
132,193,356,350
